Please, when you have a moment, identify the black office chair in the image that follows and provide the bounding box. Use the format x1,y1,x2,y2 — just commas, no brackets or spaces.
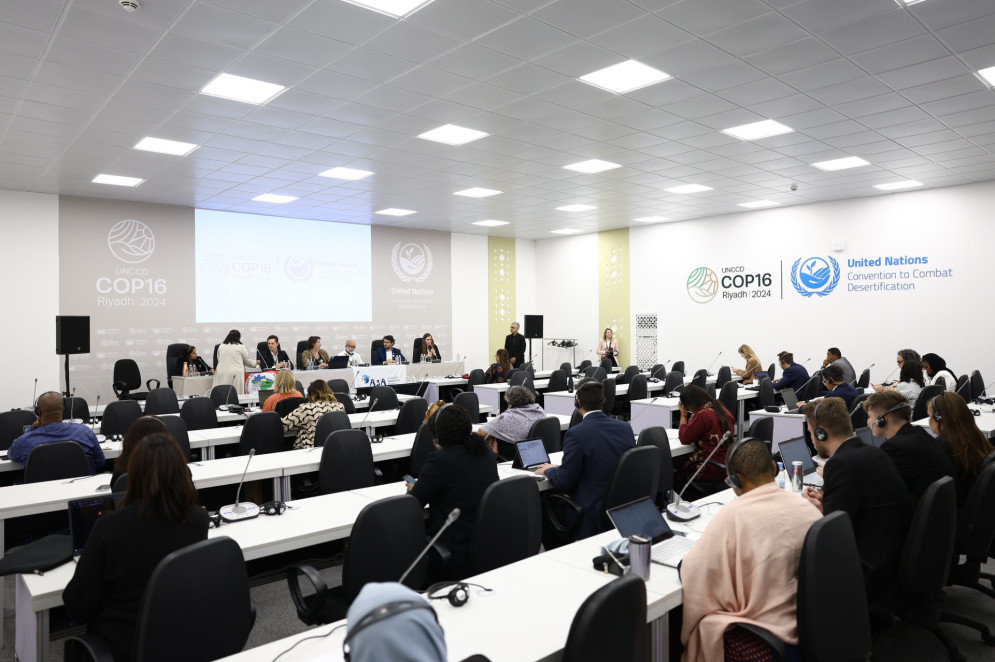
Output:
286,495,427,625
956,375,972,402
369,386,399,411
111,359,160,401
577,359,593,372
213,344,220,369
165,343,189,388
719,381,738,426
408,423,436,478
671,360,685,376
328,379,350,395
144,388,179,416
569,407,584,429
65,537,255,662
716,365,732,388
159,415,193,461
412,337,424,361
296,340,308,370
471,476,541,575
600,378,616,416
295,380,305,394
467,369,485,391
0,409,36,451
758,377,775,409
112,474,128,493
562,575,646,662
24,441,92,482
333,392,356,414
856,368,871,389
618,365,640,385
799,373,822,401
63,396,90,421
370,339,385,364
453,392,480,423
509,371,528,387
637,426,674,507
560,362,573,374
314,411,352,448
599,358,613,374
590,367,608,382
100,400,143,437
619,374,648,418
745,417,773,447
971,370,986,400
528,416,562,455
319,429,379,494
209,384,238,407
547,369,569,392
663,370,684,394
274,397,307,417
237,411,285,456
767,363,776,380
912,384,944,421
180,397,218,431
691,369,707,389
705,383,716,399
648,364,665,380
395,398,428,435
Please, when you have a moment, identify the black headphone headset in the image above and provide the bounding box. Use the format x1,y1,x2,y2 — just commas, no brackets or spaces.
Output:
812,400,828,442
874,401,913,428
342,600,438,661
425,581,492,607
432,403,453,440
931,394,944,423
573,380,600,409
724,438,747,490
34,391,61,416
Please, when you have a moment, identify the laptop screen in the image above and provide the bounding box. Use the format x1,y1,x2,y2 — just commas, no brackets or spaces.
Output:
515,438,550,468
778,437,817,474
258,390,274,406
855,426,882,447
779,388,799,408
69,493,125,555
607,497,674,545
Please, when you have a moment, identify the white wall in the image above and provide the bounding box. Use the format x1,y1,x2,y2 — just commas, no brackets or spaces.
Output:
0,190,60,407
450,233,489,373
534,233,600,371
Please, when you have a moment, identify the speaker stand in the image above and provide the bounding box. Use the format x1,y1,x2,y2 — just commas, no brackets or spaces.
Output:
62,354,72,398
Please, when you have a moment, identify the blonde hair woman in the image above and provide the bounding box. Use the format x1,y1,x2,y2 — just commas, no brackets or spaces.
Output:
262,370,303,412
733,345,763,385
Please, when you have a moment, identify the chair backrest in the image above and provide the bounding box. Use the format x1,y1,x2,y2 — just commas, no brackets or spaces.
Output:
165,343,189,383
295,380,305,394
562,574,647,662
395,398,429,435
716,365,731,388
956,462,995,557
648,364,664,380
912,384,944,421
63,396,90,421
213,344,220,369
663,370,683,394
671,360,685,375
718,382,738,423
467,369,485,389
619,365,640,385
528,416,562,455
691,369,707,388
113,359,142,392
758,377,775,408
899,477,956,597
100,399,144,436
0,409,37,451
590,367,608,383
509,371,528,387
134,537,254,662
180,397,218,431
24,441,92,482
274,397,307,418
850,409,869,432
636,426,673,501
328,379,350,395
370,339,384,363
210,384,238,407
627,374,648,401
956,374,972,401
333,393,356,415
745,416,773,444
547,369,568,392
342,495,427,601
453,392,480,421
471,476,541,575
578,359,593,372
856,368,870,389
412,337,423,359
315,411,353,448
705,383,716,399
971,370,985,400
799,373,822,401
113,473,128,492
599,358,613,373
798,512,871,662
296,340,308,369
369,386,399,411
320,429,376,494
159,415,192,460
255,342,268,364
144,388,179,416
767,363,775,380
408,423,437,477
238,411,285,456
602,379,616,414
560,362,573,374
569,408,584,428
603,446,660,525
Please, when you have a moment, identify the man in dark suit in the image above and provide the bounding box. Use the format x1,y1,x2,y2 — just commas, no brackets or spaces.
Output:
771,351,810,398
536,381,635,540
505,322,526,367
372,335,407,364
257,335,292,369
801,397,912,613
864,390,955,504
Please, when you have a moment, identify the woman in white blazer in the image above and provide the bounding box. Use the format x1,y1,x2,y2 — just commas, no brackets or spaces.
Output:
212,329,257,394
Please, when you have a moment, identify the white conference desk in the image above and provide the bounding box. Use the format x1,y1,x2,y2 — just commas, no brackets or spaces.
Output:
913,406,995,438
543,379,670,417
629,388,759,436
83,392,418,419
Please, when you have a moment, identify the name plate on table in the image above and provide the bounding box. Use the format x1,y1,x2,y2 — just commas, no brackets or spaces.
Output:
353,365,406,388
245,370,278,394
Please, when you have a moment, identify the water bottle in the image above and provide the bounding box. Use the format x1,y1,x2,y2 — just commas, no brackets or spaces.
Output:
776,461,786,489
182,362,189,377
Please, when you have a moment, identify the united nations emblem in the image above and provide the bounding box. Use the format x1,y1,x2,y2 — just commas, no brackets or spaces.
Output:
391,242,433,283
791,256,840,297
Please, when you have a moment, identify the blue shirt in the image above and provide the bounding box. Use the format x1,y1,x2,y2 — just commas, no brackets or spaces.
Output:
9,422,105,474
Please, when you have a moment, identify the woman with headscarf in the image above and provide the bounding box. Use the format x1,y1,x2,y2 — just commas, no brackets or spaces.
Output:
921,352,957,393
344,582,446,662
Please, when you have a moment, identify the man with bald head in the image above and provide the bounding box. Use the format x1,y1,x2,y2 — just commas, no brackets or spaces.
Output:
337,339,364,367
9,391,105,474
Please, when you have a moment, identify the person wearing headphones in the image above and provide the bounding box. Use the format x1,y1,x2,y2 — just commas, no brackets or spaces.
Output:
677,385,735,486
9,391,105,473
771,351,809,398
928,392,994,508
680,440,820,662
535,381,635,540
797,364,859,410
800,398,911,614
408,404,498,581
343,582,446,662
863,391,955,504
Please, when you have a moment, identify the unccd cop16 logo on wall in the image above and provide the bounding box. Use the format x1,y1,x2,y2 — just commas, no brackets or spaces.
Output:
96,220,167,308
687,266,773,303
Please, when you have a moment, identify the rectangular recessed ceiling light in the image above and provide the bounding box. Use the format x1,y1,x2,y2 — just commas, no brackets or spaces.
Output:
894,0,925,5
319,167,374,180
454,188,502,198
812,156,870,171
721,120,794,141
341,0,436,18
200,73,286,105
253,193,297,203
738,200,780,209
375,208,416,216
563,159,622,174
665,184,713,194
92,174,144,187
555,204,596,212
633,216,669,223
473,220,509,227
133,137,198,156
551,228,582,235
579,60,671,94
873,180,923,191
417,124,488,146
976,66,995,87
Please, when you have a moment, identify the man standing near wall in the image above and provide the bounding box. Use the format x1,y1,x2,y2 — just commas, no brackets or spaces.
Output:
505,322,526,366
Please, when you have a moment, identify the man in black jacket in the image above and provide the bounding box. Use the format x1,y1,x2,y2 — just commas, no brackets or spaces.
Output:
258,335,292,369
505,322,526,367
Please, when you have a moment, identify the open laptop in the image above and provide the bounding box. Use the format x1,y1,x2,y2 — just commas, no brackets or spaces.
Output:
257,389,274,406
327,355,350,369
855,426,882,447
779,388,800,412
777,437,823,487
69,493,125,559
607,497,696,568
512,438,550,471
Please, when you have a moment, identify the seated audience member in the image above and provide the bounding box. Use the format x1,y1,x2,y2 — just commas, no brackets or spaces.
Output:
535,381,635,540
477,385,547,456
373,335,406,365
801,398,911,613
258,335,291,369
897,348,921,366
337,339,364,367
484,349,511,384
732,344,762,385
345,583,446,662
180,345,214,375
873,359,924,403
110,416,168,488
63,433,209,662
681,440,821,662
677,385,735,484
408,404,498,581
921,352,958,392
262,370,304,412
864,390,955,504
282,380,344,449
822,347,856,384
414,333,442,363
771,351,810,397
929,391,994,508
10,391,105,473
300,336,329,369
799,364,858,410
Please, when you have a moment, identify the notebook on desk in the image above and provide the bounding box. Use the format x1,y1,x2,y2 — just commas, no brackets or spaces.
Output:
69,493,125,559
777,437,823,487
607,497,696,568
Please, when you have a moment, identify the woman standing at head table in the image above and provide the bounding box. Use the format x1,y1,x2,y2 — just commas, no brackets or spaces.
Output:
213,329,257,395
415,333,442,363
596,328,619,367
733,344,762,385
300,335,329,369
181,345,214,376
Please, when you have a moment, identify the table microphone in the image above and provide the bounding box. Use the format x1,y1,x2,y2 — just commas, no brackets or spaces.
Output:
67,387,78,421
31,378,37,409
399,508,460,585
705,352,722,376
90,394,101,425
446,356,466,379
357,398,379,430
666,431,731,522
413,373,431,398
220,449,260,522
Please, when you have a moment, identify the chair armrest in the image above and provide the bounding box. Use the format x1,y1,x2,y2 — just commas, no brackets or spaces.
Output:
64,633,115,662
112,381,127,399
285,563,329,621
429,539,452,578
373,467,383,484
727,623,788,662
543,493,584,537
146,378,160,390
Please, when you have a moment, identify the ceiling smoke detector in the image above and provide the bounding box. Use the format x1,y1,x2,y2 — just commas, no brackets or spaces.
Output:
119,0,140,11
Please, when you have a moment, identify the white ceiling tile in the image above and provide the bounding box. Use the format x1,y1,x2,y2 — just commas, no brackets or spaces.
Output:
911,0,995,33
364,21,464,63
326,48,418,83
0,0,66,32
58,6,164,54
588,15,692,59
641,39,732,77
657,0,770,34
476,17,578,60
851,35,950,75
130,58,216,91
922,91,995,120
530,41,622,78
172,3,277,50
288,1,395,44
533,0,645,38
819,9,926,55
936,12,995,53
807,77,892,106
431,43,520,79
227,53,317,88
255,28,351,68
680,60,766,92
706,13,807,57
745,37,837,76
0,22,50,60
34,61,124,96
877,56,971,91
202,0,312,23
410,0,519,40
781,0,894,34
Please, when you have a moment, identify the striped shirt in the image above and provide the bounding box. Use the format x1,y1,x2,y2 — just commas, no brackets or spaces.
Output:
282,400,346,449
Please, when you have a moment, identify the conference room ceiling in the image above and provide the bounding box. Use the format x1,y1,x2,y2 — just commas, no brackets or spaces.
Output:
2,0,995,238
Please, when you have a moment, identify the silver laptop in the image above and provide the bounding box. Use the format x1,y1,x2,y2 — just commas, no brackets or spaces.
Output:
607,497,696,568
777,437,823,487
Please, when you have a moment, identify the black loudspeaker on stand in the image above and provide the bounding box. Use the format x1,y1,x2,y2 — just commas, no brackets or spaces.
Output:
523,315,543,367
56,316,90,397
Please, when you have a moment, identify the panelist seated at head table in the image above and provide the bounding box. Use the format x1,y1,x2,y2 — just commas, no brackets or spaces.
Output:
181,345,214,376
300,336,330,369
414,333,442,363
337,339,365,367
258,334,292,369
373,335,407,365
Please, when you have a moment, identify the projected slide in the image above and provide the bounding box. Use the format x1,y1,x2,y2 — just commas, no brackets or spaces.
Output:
195,209,372,323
